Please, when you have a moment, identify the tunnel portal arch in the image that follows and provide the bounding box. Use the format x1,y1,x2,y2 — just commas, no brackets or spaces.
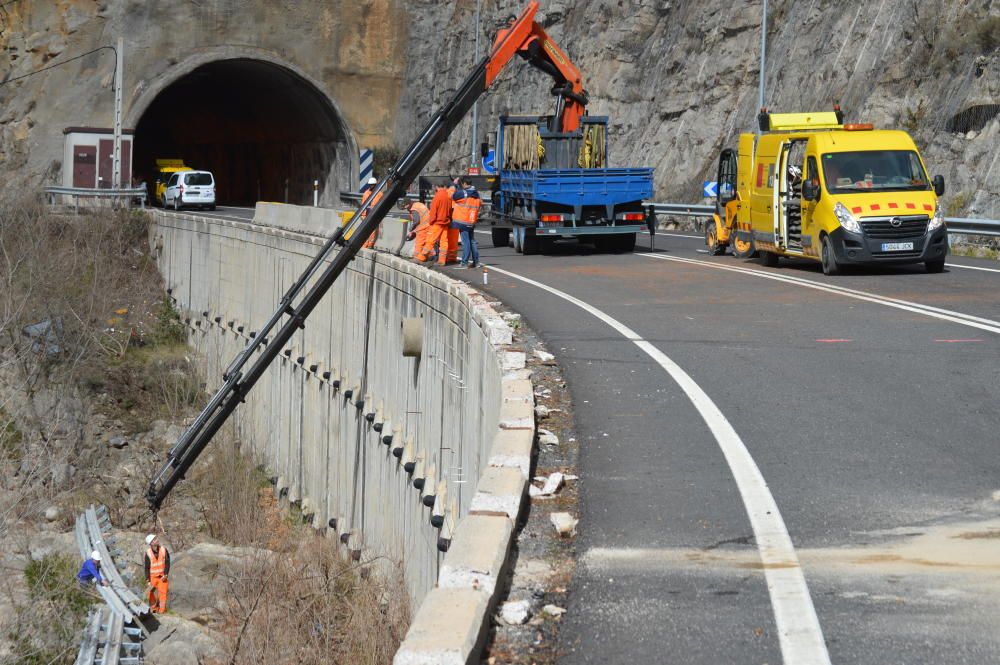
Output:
131,54,357,207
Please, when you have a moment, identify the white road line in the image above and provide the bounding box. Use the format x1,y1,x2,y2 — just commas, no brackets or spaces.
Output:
657,231,704,239
485,263,831,665
946,262,1000,274
639,253,1000,335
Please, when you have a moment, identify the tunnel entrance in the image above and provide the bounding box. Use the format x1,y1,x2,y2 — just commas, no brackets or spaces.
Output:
134,59,351,206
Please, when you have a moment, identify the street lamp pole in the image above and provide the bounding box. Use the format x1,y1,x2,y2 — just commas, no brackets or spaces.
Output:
470,0,482,170
758,0,768,113
112,37,124,188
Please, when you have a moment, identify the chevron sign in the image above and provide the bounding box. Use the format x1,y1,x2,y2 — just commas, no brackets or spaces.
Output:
359,149,374,190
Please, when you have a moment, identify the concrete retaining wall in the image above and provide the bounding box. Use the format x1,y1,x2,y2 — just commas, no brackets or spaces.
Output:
150,205,534,663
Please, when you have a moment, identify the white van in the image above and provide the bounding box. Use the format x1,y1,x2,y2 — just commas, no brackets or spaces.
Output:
164,170,216,210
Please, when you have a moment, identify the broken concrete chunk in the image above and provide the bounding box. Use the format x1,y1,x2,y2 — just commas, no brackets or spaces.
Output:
537,429,559,446
542,604,567,618
107,435,128,449
539,472,564,496
500,599,531,625
533,349,556,364
550,512,578,537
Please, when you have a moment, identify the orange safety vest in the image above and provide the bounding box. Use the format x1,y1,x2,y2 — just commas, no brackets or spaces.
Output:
147,546,167,577
452,196,481,224
410,202,430,228
361,188,383,218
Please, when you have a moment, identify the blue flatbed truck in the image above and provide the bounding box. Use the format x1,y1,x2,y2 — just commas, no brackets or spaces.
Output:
486,114,654,254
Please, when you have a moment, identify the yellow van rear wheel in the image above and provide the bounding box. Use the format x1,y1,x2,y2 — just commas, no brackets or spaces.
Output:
705,221,724,256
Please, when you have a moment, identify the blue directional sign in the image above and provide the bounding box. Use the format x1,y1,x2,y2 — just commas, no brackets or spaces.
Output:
482,149,497,175
703,180,718,198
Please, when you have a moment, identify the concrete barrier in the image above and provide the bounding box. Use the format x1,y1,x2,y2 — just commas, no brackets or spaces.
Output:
150,205,535,664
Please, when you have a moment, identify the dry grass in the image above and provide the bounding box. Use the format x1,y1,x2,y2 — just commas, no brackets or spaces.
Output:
188,437,410,664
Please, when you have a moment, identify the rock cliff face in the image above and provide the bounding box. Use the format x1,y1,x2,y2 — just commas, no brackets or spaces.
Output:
397,0,999,217
1,1,997,214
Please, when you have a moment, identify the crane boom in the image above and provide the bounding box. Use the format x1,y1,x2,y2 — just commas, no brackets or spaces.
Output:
146,1,586,509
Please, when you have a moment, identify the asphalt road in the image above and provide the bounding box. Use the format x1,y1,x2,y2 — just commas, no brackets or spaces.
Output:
443,230,1000,665
159,204,256,221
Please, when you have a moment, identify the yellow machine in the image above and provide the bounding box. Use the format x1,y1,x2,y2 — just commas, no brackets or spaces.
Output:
706,108,948,275
154,159,190,206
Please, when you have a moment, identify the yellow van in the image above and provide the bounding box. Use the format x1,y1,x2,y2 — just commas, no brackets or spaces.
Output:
154,159,190,207
707,109,947,274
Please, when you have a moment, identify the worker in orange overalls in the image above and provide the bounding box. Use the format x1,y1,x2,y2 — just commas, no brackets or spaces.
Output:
403,199,431,259
361,177,383,249
416,184,455,265
444,180,461,264
144,533,170,614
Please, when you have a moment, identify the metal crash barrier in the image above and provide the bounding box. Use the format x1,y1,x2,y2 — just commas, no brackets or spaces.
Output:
44,185,148,213
74,505,145,664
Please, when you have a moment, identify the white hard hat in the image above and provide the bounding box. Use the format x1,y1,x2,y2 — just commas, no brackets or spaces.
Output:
145,534,156,545
367,177,378,185
91,550,101,561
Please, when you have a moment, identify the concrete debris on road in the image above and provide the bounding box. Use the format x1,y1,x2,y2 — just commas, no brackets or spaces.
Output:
533,349,556,364
538,429,559,446
550,512,578,537
500,599,531,625
542,604,567,618
529,472,565,499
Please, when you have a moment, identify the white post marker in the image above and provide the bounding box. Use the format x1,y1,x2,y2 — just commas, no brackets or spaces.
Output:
313,180,319,207
482,266,488,285
483,263,831,665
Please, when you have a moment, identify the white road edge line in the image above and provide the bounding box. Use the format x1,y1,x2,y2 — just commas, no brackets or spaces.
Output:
638,253,1000,335
485,263,832,665
946,262,1000,274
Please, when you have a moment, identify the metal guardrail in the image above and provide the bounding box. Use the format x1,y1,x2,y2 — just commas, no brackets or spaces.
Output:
44,185,148,213
946,217,1000,238
74,505,145,664
342,190,1000,239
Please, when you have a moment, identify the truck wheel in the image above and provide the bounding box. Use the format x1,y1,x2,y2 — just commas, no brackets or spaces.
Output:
617,233,636,252
820,236,840,276
491,227,511,248
761,251,780,267
706,220,724,255
731,230,756,259
925,258,945,273
521,229,540,255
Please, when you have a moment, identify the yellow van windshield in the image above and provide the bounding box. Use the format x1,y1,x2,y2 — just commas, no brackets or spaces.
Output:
822,150,930,193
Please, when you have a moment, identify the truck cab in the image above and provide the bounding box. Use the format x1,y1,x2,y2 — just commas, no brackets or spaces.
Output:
709,109,947,275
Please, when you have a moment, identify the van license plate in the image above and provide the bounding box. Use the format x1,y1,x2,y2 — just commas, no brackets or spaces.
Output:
881,242,914,252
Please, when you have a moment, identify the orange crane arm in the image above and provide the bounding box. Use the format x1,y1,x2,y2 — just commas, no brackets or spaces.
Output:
486,2,588,132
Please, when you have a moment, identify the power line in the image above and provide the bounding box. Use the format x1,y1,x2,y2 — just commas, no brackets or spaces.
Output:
1,45,116,87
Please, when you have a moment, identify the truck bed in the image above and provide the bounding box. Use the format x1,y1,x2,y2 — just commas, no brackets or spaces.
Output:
501,167,654,207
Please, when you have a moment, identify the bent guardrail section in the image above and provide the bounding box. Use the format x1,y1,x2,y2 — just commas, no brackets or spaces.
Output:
74,505,145,664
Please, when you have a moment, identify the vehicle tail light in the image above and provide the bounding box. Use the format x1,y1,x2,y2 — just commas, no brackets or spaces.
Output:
539,214,563,222
619,212,645,221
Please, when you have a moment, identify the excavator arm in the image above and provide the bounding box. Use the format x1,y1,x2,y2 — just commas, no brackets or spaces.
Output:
145,1,588,510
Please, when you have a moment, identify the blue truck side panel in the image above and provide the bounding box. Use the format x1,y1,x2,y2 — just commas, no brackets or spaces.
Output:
500,168,654,207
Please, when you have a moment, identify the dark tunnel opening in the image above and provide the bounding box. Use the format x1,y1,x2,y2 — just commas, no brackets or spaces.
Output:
134,59,350,207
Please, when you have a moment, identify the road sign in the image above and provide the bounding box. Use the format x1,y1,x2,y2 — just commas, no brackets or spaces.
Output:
359,149,373,190
482,149,496,175
703,181,718,198
467,167,481,176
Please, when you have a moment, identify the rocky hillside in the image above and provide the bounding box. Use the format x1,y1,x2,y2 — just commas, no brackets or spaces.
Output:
1,0,996,215
398,0,999,217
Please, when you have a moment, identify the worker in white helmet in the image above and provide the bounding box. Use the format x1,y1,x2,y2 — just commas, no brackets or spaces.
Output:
361,176,383,249
77,550,108,588
143,533,170,613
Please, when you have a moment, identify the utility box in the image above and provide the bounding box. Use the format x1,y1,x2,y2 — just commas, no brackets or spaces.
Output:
62,127,134,189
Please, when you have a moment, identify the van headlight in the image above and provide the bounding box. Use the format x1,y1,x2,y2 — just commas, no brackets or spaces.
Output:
928,203,944,231
834,202,862,234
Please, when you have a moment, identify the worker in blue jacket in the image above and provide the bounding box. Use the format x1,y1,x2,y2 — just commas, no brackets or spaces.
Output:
451,178,482,268
77,550,108,588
